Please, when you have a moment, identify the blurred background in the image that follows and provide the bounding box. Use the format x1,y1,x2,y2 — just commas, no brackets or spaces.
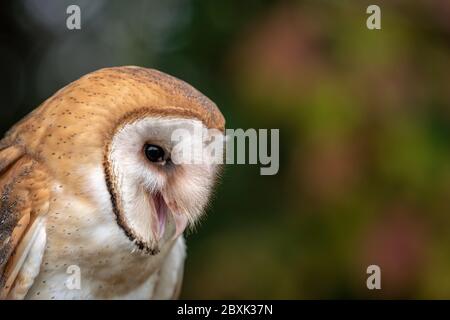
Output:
1,0,450,299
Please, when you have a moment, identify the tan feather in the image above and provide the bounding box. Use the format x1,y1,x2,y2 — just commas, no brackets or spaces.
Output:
0,148,50,298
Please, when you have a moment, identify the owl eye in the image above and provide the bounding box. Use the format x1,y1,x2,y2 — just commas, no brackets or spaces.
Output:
144,144,166,163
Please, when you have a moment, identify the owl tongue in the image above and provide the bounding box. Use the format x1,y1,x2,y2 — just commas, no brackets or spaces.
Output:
151,192,167,241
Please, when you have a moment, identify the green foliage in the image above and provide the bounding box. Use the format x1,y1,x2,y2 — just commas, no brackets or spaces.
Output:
2,0,450,298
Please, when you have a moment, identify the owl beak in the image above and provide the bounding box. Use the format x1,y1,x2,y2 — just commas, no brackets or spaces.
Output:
160,194,189,241
150,192,188,242
172,211,188,241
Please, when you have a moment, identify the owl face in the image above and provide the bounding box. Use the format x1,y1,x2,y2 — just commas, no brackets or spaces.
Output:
105,115,223,254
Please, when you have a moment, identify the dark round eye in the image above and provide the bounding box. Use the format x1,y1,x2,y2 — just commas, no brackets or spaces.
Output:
144,144,165,163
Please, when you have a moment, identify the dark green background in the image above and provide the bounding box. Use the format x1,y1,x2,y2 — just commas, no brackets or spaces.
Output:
1,0,450,298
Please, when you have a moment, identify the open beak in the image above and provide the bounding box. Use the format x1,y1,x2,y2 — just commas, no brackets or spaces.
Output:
150,192,188,241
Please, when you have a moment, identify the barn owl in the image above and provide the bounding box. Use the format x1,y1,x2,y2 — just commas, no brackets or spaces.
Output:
0,66,225,299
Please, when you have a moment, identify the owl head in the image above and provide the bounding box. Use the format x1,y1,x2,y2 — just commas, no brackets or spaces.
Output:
3,66,225,254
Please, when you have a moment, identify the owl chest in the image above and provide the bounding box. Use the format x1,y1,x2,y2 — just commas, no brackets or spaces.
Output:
27,195,166,299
